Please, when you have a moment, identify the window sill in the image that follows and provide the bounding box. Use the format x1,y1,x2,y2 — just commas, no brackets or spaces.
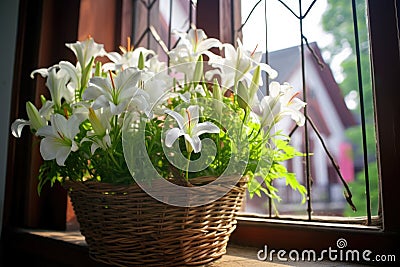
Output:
2,228,375,266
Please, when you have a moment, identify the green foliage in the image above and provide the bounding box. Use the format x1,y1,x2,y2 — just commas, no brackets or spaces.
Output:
248,138,306,204
21,33,307,205
322,0,378,216
344,162,379,216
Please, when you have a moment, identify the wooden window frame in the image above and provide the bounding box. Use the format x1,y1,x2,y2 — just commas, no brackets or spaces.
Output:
2,0,399,264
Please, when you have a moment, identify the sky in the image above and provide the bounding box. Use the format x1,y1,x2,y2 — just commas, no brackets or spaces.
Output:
240,0,352,86
241,0,331,52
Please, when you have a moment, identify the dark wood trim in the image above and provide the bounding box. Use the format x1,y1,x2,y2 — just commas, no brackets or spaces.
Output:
78,0,122,52
2,228,106,266
230,0,400,254
367,0,400,233
197,0,222,41
3,0,400,265
197,0,241,55
4,0,42,231
4,0,80,231
120,0,133,48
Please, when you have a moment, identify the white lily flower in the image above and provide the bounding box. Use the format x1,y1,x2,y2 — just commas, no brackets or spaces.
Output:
36,114,80,166
164,105,220,153
206,40,277,90
31,65,70,110
66,37,106,69
141,72,171,112
173,29,221,56
275,82,306,126
146,56,167,73
103,47,155,72
255,82,306,129
169,29,220,79
83,108,112,154
59,60,82,102
256,94,282,130
83,68,150,115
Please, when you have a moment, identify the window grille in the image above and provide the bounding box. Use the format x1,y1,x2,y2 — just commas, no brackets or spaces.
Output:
239,0,378,225
129,0,379,226
131,0,196,59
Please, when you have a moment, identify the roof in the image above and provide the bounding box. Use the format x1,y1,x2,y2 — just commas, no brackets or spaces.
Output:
266,42,356,129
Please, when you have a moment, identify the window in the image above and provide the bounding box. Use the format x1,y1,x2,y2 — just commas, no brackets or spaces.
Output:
239,0,380,222
2,0,399,264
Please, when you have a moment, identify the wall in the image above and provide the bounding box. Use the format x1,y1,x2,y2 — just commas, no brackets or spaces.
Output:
0,0,20,237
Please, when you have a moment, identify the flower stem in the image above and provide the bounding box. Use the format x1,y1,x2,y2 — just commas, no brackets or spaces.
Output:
186,151,192,182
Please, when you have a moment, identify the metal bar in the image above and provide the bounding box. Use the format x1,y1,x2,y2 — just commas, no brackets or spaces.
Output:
148,0,157,9
230,0,235,44
237,0,262,33
264,0,272,217
351,0,372,225
264,0,270,96
299,0,313,221
277,0,300,19
306,115,356,211
302,0,318,19
168,0,173,50
140,0,148,8
189,0,193,29
131,0,137,43
146,0,151,48
134,27,150,47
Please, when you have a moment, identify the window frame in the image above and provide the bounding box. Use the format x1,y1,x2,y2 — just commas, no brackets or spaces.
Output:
229,0,400,256
2,0,399,264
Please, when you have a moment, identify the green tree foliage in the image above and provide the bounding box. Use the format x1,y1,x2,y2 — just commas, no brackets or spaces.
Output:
344,163,379,216
321,0,378,216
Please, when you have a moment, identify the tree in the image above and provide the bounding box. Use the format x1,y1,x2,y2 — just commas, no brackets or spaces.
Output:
321,0,378,217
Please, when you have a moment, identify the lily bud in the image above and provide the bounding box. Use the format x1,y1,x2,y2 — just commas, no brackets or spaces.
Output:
26,101,46,131
193,55,203,88
249,66,261,104
212,78,223,116
138,51,145,70
237,81,249,110
94,61,102,77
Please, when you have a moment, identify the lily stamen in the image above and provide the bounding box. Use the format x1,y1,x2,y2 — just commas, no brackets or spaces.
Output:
250,44,259,57
127,37,132,52
63,107,69,119
186,109,191,130
57,131,65,140
109,70,116,91
288,92,301,104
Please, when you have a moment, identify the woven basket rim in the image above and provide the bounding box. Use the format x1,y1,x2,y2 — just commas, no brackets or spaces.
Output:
64,175,248,190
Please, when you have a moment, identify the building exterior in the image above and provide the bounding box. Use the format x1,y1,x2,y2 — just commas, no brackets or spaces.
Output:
245,42,357,216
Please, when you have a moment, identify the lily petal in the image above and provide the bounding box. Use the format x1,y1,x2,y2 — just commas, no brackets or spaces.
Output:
40,136,59,161
185,134,201,153
165,109,185,130
192,121,220,136
11,119,29,138
165,128,184,147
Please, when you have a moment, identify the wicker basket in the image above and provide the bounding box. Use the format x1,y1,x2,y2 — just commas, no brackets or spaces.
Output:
65,176,247,267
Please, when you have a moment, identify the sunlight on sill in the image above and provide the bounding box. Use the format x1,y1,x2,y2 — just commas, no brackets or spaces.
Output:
238,213,382,229
23,229,367,266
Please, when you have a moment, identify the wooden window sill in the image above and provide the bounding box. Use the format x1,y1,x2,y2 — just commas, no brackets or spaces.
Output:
2,228,369,266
